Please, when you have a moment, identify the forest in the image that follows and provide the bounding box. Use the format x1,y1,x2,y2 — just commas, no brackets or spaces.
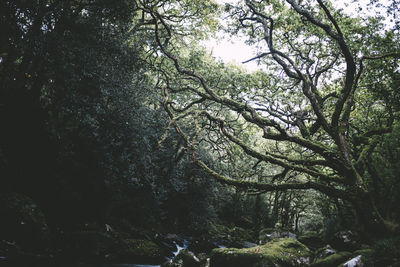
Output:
0,0,399,266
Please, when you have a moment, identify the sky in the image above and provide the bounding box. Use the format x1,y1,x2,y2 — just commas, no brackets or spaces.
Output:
203,0,392,72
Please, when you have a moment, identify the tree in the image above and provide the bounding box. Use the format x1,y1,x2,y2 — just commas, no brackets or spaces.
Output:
144,0,400,234
0,0,155,224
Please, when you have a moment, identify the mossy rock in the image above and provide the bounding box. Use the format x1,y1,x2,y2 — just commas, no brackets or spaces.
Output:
310,251,352,267
112,238,167,264
210,238,311,267
298,232,325,250
0,193,49,250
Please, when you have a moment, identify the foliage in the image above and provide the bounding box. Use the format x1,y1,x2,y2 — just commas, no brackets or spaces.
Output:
147,0,400,234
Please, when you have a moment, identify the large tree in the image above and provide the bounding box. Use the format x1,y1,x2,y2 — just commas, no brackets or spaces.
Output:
142,0,400,234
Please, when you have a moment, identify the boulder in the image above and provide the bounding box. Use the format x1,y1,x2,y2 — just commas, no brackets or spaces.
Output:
340,255,364,267
210,238,311,267
297,232,325,250
310,251,352,267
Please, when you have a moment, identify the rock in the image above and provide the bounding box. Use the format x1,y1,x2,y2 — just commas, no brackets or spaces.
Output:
210,238,311,267
310,251,352,267
285,231,297,239
298,232,325,249
340,255,363,267
0,193,50,251
163,249,202,267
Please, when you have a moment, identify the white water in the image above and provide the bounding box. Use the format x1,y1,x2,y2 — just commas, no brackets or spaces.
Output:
172,240,188,257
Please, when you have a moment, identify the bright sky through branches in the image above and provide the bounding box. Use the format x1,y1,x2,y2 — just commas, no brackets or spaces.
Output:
204,0,393,72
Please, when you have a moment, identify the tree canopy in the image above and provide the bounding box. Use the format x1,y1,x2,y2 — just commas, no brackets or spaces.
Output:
142,0,400,233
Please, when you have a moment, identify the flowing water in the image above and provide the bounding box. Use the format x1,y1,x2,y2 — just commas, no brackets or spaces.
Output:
172,240,188,257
